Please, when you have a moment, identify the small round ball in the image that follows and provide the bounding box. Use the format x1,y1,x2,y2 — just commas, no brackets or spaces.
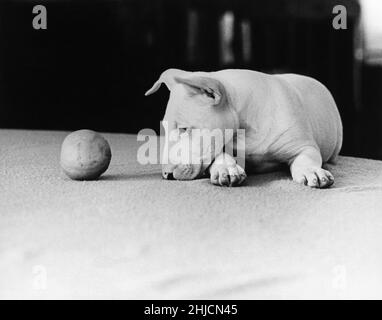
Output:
60,129,111,180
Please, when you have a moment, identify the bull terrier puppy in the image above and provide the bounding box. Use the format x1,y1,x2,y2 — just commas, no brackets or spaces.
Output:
145,69,342,188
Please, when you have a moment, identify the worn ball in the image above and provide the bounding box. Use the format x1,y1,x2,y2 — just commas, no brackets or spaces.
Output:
60,129,111,180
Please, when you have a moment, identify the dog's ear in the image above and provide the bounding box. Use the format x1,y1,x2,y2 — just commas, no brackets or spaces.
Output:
173,76,226,106
145,69,190,96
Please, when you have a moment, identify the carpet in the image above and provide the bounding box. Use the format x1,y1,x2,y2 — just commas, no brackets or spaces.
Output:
0,129,382,299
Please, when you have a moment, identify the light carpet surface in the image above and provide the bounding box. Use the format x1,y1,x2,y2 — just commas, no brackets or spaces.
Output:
0,129,382,299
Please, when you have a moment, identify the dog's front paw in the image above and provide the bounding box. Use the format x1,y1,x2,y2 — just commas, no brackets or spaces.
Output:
292,167,334,188
210,163,247,187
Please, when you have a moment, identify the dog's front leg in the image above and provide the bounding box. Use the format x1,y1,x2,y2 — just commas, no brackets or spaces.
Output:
289,146,334,188
209,153,247,187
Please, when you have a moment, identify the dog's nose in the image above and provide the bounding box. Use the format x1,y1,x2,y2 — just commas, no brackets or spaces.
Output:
163,172,175,180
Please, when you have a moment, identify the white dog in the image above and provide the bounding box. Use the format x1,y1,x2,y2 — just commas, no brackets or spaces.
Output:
145,69,342,188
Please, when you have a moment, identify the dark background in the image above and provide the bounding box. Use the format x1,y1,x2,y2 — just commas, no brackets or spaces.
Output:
0,0,381,159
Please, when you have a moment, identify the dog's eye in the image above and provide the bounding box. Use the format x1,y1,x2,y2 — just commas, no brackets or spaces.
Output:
178,127,192,135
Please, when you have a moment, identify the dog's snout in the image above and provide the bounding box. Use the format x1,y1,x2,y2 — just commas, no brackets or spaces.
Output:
163,172,175,180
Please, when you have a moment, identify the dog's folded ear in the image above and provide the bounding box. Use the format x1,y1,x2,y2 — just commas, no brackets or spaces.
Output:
173,76,226,107
145,69,190,96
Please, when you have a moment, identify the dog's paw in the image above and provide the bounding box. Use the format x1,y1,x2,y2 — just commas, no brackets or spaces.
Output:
210,163,247,187
292,167,334,188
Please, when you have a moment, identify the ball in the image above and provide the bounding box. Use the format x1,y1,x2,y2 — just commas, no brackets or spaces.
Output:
60,129,111,180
